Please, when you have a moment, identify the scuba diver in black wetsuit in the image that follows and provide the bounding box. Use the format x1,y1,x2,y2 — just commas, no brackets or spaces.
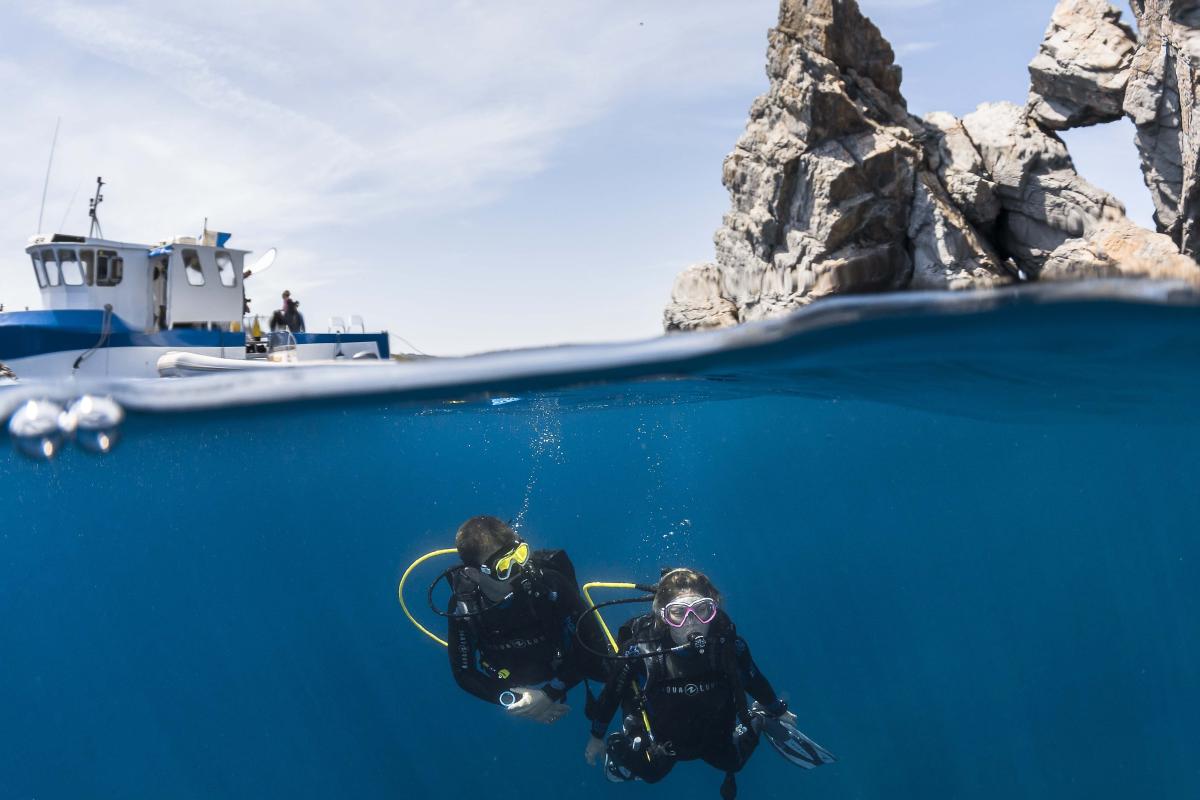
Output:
445,516,607,724
582,568,833,799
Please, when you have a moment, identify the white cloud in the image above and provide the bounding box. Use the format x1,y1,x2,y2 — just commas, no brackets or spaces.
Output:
0,0,776,317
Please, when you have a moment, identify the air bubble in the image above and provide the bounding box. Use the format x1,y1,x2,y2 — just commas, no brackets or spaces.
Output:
8,399,66,461
62,395,125,455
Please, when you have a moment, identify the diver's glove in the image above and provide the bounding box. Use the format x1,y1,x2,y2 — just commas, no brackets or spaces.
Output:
753,699,799,732
505,687,570,724
584,734,606,766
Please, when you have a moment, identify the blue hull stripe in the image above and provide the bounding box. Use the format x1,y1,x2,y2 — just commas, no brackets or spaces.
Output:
1,310,389,360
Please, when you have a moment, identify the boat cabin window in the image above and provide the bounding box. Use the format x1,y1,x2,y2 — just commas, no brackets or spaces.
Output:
215,251,236,287
40,248,61,287
30,252,48,288
182,248,205,286
58,249,84,286
94,249,123,287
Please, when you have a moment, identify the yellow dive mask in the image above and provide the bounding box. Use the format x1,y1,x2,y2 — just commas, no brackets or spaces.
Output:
478,540,530,581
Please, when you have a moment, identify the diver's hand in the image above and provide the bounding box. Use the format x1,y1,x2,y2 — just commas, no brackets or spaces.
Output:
506,687,570,723
762,699,790,718
585,735,606,766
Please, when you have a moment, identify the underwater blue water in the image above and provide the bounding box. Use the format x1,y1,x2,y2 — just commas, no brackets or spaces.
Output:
3,290,1199,799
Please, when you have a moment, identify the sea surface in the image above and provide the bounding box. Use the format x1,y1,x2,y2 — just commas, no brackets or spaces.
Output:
2,281,1199,799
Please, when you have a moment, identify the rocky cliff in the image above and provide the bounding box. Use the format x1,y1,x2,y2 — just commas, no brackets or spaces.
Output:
665,0,1200,331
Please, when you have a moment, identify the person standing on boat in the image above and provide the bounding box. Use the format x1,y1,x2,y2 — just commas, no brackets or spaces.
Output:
270,290,305,333
444,515,607,724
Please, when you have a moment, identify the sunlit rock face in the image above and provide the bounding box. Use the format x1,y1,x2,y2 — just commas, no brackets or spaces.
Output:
1042,218,1200,281
662,0,1200,332
1124,0,1200,256
663,264,738,332
1028,0,1138,131
710,0,919,323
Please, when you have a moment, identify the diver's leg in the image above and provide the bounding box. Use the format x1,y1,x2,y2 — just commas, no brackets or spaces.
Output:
702,721,761,799
705,719,760,773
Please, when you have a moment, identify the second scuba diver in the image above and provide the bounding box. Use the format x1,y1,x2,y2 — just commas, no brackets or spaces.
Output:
582,568,834,799
443,515,608,724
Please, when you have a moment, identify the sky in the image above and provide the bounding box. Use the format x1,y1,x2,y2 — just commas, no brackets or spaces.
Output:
0,0,1153,355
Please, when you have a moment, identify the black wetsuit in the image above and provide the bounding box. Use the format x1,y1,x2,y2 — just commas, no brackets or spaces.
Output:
588,613,784,787
447,552,607,706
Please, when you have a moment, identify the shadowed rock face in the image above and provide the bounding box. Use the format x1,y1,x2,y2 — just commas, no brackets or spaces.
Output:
961,101,1127,273
1124,0,1200,256
662,0,1200,332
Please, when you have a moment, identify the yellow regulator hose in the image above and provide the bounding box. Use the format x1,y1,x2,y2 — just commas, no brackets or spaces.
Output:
398,548,458,647
581,581,655,744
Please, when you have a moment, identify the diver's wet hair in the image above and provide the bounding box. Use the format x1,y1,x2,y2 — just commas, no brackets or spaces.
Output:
456,515,518,567
654,567,722,609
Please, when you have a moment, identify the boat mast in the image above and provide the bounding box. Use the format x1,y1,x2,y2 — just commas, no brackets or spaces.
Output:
87,176,105,239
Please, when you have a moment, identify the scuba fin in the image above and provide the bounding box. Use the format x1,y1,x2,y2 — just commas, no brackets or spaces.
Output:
603,732,638,782
749,701,836,770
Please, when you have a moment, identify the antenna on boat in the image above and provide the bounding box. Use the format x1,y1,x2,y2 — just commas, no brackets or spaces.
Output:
57,179,84,234
87,176,105,239
37,118,61,234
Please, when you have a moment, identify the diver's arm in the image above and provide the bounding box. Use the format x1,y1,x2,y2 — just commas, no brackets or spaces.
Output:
735,637,787,715
447,605,512,705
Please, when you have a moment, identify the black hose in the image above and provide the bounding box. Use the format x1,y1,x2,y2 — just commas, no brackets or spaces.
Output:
573,594,702,663
425,567,497,619
73,304,113,371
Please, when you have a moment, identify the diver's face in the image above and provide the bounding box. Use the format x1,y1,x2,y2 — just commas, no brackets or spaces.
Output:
661,593,712,647
463,566,513,601
463,537,530,601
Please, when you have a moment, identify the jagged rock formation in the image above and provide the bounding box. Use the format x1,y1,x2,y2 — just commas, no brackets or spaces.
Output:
694,0,1015,328
1124,0,1200,256
664,0,1200,332
1028,0,1137,130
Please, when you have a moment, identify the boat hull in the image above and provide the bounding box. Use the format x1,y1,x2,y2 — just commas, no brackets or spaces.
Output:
0,310,389,380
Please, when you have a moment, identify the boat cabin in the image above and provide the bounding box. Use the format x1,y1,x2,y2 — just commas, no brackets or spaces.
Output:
25,231,247,332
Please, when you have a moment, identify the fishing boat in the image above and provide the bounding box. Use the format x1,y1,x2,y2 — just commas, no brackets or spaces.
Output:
0,179,389,380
